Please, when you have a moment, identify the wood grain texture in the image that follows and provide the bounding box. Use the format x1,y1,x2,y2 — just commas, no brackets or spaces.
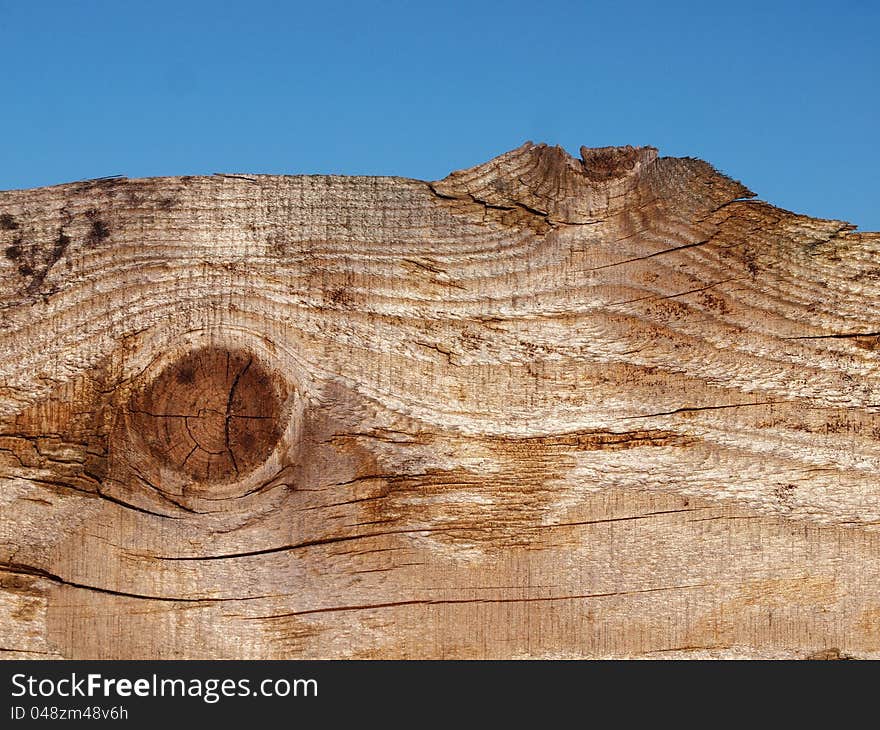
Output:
1,142,879,659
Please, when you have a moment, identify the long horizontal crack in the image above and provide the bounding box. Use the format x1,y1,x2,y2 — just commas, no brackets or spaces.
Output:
545,507,708,528
619,400,778,420
250,583,709,620
0,647,57,656
782,332,880,340
586,238,711,272
152,510,710,563
152,527,458,561
0,563,708,613
26,477,182,520
0,562,227,603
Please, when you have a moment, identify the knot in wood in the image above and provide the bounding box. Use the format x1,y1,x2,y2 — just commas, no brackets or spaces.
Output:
129,347,284,482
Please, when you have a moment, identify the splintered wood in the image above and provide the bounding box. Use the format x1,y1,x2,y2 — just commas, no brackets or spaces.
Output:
1,143,879,659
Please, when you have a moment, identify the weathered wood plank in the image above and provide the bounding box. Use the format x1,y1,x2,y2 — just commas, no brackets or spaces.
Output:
1,143,879,658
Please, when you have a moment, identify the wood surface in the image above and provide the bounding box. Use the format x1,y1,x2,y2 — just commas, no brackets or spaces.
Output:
1,142,879,659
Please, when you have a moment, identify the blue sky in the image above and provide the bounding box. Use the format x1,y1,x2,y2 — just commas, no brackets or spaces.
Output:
1,0,878,229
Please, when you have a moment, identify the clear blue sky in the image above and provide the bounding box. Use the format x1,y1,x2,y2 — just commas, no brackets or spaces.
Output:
1,0,878,229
